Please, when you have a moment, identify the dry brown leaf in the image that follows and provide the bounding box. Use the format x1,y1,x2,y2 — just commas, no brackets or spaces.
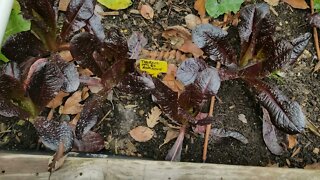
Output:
264,0,279,6
47,108,54,121
162,26,203,57
304,163,320,169
59,50,73,62
159,128,179,148
282,0,309,9
185,14,201,30
78,67,94,76
58,0,71,11
129,126,154,142
146,106,162,128
47,91,70,109
141,49,187,62
140,4,154,19
81,87,90,100
61,91,83,114
162,64,185,94
48,142,67,172
194,0,206,18
70,113,81,126
287,135,297,149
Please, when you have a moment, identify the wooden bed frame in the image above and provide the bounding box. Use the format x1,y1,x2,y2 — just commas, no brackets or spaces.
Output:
0,152,319,180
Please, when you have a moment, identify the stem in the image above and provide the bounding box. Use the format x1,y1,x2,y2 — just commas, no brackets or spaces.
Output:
202,63,221,162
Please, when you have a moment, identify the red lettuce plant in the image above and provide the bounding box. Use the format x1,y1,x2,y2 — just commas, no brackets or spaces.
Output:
0,0,132,155
191,3,310,155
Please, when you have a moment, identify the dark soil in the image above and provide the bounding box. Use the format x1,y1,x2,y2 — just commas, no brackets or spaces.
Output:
1,0,319,168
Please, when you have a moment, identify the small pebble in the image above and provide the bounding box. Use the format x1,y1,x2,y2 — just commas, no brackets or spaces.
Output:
313,148,319,154
138,110,145,116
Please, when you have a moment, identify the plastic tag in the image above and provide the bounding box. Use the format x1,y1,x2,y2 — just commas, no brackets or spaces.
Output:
140,59,168,77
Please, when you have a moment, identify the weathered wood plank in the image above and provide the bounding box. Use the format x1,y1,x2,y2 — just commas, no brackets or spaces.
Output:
0,152,320,180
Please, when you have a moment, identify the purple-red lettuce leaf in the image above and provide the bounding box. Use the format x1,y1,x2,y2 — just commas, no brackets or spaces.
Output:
75,94,105,139
34,116,74,152
103,28,129,62
73,130,105,152
288,32,311,65
1,31,48,63
118,73,155,94
70,29,129,78
210,128,249,144
26,60,64,108
246,78,305,134
100,57,134,92
85,13,105,41
165,125,186,161
176,58,207,86
152,79,197,124
127,32,148,60
1,62,20,80
240,33,311,78
60,0,96,41
238,3,274,66
218,68,239,81
194,67,221,96
0,74,38,118
152,78,179,121
192,24,237,67
52,55,80,93
308,13,320,29
18,0,58,50
178,84,205,112
0,96,29,119
262,107,286,155
70,32,103,76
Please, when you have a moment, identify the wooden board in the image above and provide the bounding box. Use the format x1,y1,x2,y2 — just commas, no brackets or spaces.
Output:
0,152,320,180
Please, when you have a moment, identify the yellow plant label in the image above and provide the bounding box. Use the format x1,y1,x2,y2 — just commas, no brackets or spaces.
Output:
140,59,168,77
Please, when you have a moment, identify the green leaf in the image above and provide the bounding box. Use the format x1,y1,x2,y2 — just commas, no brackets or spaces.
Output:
98,0,132,10
1,0,30,62
205,0,244,18
3,0,30,43
315,0,320,12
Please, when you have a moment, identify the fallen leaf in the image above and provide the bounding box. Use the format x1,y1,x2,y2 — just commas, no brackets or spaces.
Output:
98,0,132,10
129,126,154,142
162,64,185,94
61,91,83,114
162,26,203,57
238,114,247,124
59,50,73,62
211,128,249,144
81,87,90,100
304,163,320,169
287,135,297,149
48,142,67,172
46,91,70,109
70,113,80,126
194,0,206,18
159,128,179,148
185,14,201,30
264,0,279,6
146,106,162,128
58,0,71,11
140,4,154,20
282,0,309,9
